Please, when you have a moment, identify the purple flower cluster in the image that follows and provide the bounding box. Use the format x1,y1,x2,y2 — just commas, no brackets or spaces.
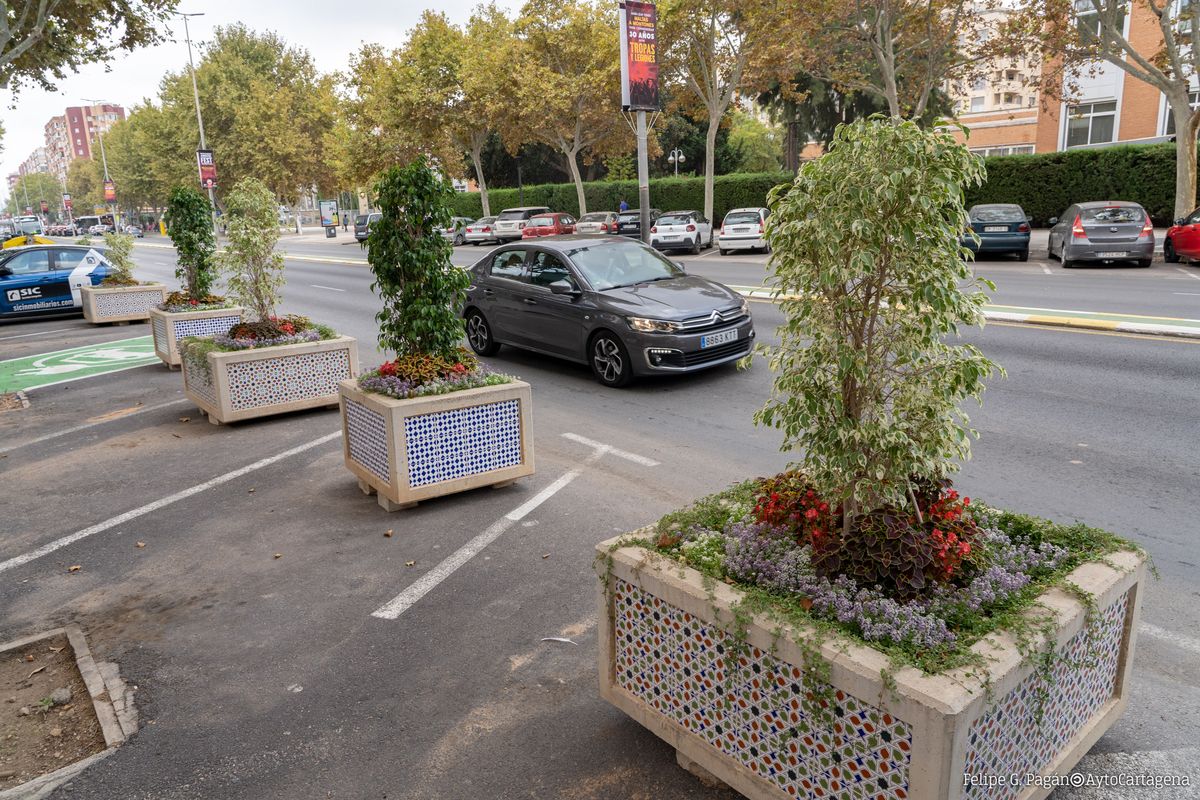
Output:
723,522,802,589
358,365,510,400
212,330,322,350
924,530,1068,615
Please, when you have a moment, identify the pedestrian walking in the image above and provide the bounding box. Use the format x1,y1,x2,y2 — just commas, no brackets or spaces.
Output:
342,211,348,231
619,198,629,212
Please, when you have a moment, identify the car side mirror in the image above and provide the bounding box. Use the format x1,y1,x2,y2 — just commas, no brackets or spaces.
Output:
1047,217,1058,226
549,280,580,297
1025,215,1032,223
674,261,686,272
0,266,10,277
1176,218,1186,226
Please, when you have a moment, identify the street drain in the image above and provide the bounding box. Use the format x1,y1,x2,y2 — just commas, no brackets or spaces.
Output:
0,626,135,798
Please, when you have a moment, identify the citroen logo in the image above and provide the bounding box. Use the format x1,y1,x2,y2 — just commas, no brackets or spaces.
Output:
710,310,720,323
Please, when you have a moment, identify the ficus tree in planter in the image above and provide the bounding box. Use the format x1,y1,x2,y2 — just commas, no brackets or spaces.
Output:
221,177,286,325
100,232,137,285
755,116,1000,581
163,186,221,307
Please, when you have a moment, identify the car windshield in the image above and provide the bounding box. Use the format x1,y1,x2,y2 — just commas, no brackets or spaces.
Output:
723,212,760,225
970,205,1023,222
656,215,691,226
529,216,555,227
498,210,533,221
578,213,609,222
568,240,684,290
618,212,640,222
1082,206,1142,224
474,217,496,225
355,215,368,225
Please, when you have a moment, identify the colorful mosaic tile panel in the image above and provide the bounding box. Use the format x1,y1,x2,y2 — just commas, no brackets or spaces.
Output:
172,314,241,342
185,360,218,407
961,591,1129,800
345,400,391,482
225,347,351,411
403,399,522,488
612,578,913,799
152,316,168,355
93,289,161,318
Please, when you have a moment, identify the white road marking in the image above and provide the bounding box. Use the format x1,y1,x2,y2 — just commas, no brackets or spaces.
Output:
0,432,340,575
1041,264,1053,275
1173,292,1200,296
1176,267,1200,281
371,434,658,620
0,328,76,341
1139,622,1200,656
310,284,345,292
0,398,190,455
561,432,661,466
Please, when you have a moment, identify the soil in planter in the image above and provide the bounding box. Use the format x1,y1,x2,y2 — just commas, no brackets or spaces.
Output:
0,635,107,790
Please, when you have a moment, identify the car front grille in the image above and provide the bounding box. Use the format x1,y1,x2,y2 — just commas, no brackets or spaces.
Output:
683,338,751,366
679,307,747,333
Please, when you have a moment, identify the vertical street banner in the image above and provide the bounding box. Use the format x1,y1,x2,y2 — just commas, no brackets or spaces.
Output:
197,149,217,189
62,193,73,210
619,1,659,111
103,180,116,202
40,201,49,213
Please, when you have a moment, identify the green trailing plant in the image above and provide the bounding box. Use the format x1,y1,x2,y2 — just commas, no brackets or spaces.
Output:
368,156,471,361
755,117,1000,533
75,235,93,246
100,232,137,285
220,177,286,322
164,186,218,299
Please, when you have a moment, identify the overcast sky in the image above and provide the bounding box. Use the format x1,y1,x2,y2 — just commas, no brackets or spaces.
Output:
1,0,524,204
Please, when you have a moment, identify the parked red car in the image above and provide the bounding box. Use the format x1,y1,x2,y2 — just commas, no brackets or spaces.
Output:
521,212,576,238
1164,208,1200,263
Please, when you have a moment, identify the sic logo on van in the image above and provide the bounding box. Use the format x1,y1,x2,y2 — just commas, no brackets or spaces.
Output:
6,286,43,301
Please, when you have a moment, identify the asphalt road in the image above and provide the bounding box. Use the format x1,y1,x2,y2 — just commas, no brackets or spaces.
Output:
0,241,1197,799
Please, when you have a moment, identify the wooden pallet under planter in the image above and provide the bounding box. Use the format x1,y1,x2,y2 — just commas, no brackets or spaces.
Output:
81,283,167,324
339,379,534,511
182,336,359,425
596,535,1146,800
149,306,244,368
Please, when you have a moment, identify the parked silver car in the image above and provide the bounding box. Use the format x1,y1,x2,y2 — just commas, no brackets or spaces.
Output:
717,207,770,254
575,211,620,235
437,216,474,246
464,216,498,244
1047,201,1154,268
492,206,550,241
462,236,754,387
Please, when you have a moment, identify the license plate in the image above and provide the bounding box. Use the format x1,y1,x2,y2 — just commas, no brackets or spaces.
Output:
701,329,737,348
733,227,750,233
984,226,1007,232
1097,251,1126,258
664,235,679,240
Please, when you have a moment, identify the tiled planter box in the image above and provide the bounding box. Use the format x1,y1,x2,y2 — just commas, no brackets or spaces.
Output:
596,535,1146,800
182,336,359,425
149,306,244,368
81,283,167,324
339,379,534,511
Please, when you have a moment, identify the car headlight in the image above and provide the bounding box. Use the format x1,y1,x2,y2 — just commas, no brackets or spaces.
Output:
627,316,683,333
738,295,749,315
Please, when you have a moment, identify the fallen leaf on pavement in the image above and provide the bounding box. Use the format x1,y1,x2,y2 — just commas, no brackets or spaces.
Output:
248,488,256,493
540,637,577,645
179,417,190,423
384,529,393,537
405,560,415,567
541,553,550,559
171,433,182,438
136,542,146,548
67,565,81,573
48,646,63,653
27,666,46,680
273,553,282,559
24,654,34,662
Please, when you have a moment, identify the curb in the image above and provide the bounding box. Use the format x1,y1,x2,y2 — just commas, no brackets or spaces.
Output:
134,240,369,267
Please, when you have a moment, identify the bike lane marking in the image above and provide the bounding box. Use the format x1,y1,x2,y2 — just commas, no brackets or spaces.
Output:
0,336,158,392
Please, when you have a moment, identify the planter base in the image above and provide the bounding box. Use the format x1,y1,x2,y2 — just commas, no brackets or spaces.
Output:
356,478,417,511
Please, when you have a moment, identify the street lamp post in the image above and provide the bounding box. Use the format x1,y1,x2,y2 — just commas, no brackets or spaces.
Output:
177,11,219,239
83,98,120,234
667,148,686,178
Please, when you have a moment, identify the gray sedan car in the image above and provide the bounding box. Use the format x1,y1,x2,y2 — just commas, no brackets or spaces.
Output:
1047,201,1154,268
462,236,754,387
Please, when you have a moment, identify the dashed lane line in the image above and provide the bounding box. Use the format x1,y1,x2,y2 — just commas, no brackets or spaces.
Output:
310,284,346,292
0,432,340,575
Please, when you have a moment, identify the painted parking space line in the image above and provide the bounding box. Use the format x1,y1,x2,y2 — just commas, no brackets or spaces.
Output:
371,433,657,621
1176,267,1200,282
0,432,340,575
1139,622,1200,656
0,398,191,456
0,328,77,341
310,284,346,292
0,336,158,392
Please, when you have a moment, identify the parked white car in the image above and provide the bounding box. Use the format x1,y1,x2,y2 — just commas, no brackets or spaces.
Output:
717,207,770,255
492,206,550,242
88,223,111,236
575,211,620,235
650,210,712,254
464,216,498,245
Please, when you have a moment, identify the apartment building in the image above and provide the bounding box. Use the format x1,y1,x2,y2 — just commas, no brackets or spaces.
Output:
19,147,49,177
42,104,125,184
951,1,1182,156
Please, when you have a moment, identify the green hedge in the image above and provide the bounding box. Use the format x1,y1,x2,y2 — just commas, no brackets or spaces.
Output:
450,143,1187,226
965,143,1180,226
449,171,792,221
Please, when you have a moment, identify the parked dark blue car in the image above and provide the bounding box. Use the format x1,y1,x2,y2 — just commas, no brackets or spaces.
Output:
962,204,1031,261
0,244,111,319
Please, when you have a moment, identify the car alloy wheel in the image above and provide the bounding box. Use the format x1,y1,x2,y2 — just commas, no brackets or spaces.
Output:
466,311,500,356
590,333,632,387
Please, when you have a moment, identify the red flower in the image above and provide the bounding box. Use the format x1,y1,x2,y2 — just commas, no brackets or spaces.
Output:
189,298,199,306
378,361,397,377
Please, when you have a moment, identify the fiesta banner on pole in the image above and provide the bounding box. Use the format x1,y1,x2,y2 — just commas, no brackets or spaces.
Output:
103,180,116,202
197,149,217,189
619,1,659,111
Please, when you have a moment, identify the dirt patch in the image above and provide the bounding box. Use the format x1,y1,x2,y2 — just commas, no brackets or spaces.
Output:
0,634,107,790
0,392,29,414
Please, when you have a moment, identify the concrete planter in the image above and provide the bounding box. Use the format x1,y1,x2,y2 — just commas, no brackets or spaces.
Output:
596,535,1146,800
149,306,244,368
182,336,359,425
81,283,167,324
339,379,534,511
